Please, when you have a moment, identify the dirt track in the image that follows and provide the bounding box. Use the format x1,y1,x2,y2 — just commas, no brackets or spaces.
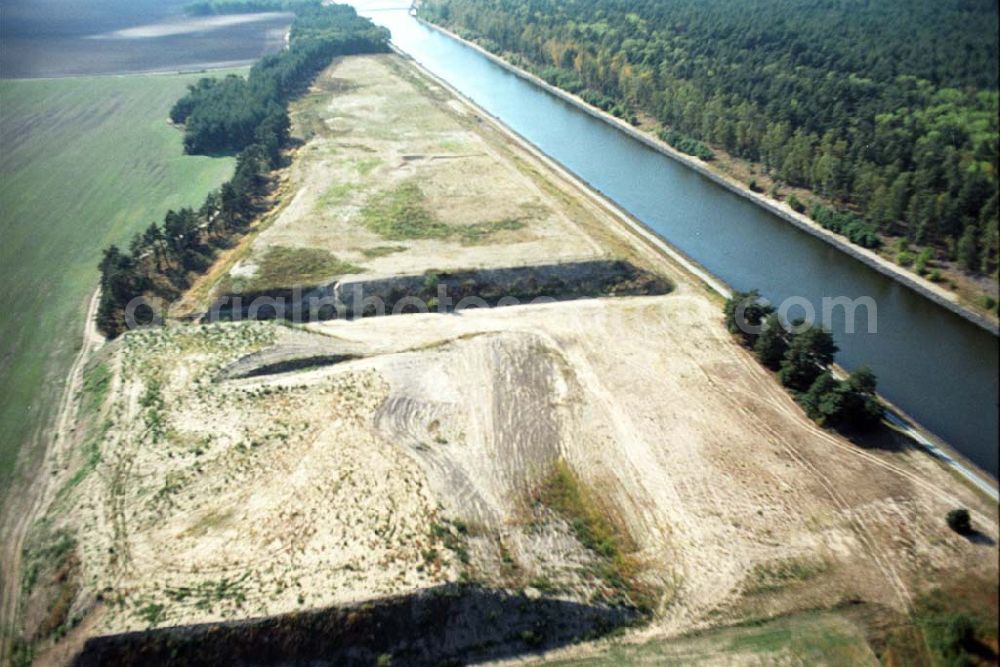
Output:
0,289,104,660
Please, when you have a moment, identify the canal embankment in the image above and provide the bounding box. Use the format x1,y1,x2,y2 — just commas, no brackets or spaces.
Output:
415,18,999,338
391,40,1000,499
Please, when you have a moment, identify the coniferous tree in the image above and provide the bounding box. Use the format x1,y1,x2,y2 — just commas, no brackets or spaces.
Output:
778,326,838,392
753,314,789,370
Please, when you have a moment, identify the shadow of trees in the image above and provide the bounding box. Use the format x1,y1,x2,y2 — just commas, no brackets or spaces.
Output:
74,583,643,666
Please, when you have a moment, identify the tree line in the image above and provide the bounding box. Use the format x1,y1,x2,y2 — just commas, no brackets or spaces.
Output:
170,3,388,155
419,0,999,278
725,291,883,433
96,3,389,337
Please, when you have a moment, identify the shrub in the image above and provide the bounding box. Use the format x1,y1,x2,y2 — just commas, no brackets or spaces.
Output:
580,88,614,111
809,204,881,248
538,66,584,93
778,326,838,392
946,508,972,535
659,129,714,161
724,290,774,347
915,248,934,275
753,314,788,369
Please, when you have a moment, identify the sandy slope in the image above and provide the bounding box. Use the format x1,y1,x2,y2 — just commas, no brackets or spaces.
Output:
30,292,996,639
309,296,997,627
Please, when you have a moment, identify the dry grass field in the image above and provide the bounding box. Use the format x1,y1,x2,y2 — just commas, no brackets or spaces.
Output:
207,55,607,304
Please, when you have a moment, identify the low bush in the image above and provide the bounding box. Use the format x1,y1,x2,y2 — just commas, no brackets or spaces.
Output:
659,129,715,161
787,194,806,213
946,508,972,535
809,204,881,249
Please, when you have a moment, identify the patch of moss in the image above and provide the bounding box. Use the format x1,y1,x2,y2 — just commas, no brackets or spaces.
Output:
227,246,362,293
362,182,451,240
55,429,105,501
80,361,112,418
353,157,382,175
163,572,250,611
22,527,76,596
361,182,526,243
457,217,525,245
315,182,353,211
743,557,828,595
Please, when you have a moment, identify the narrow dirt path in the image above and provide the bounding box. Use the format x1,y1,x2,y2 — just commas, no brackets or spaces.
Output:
0,288,104,659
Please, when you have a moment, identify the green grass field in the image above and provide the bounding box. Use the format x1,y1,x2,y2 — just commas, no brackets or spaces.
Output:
0,72,241,499
544,611,878,666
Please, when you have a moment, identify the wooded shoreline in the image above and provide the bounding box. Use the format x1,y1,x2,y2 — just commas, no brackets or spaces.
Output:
414,17,1000,337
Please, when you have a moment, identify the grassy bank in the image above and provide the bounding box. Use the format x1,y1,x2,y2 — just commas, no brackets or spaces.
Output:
542,610,877,665
0,72,240,498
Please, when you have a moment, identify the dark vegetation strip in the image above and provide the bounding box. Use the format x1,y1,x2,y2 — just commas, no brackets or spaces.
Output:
342,261,673,317
724,291,884,434
535,461,657,615
204,260,672,322
95,3,389,338
419,0,999,300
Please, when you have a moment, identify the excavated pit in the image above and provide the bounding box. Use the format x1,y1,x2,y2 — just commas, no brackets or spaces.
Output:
202,259,672,323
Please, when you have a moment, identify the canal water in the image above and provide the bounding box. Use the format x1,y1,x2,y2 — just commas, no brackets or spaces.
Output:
356,4,999,477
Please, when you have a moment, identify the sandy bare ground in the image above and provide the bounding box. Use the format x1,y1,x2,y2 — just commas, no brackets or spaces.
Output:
24,293,997,641
306,297,997,627
12,53,998,661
